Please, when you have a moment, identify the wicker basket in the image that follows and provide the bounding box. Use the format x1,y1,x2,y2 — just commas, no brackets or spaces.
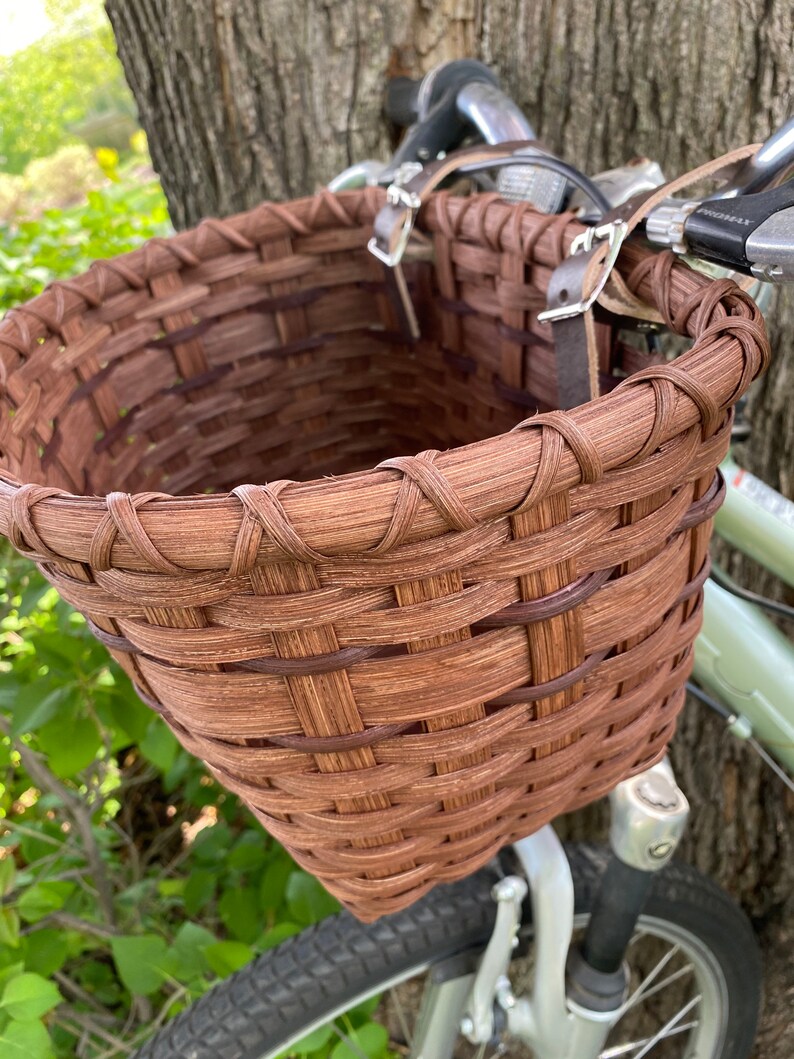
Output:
0,186,769,920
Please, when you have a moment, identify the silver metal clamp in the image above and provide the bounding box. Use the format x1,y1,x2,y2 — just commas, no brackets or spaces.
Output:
537,220,629,323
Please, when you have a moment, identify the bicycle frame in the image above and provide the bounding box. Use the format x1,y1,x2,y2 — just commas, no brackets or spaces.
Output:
696,456,794,772
412,760,694,1059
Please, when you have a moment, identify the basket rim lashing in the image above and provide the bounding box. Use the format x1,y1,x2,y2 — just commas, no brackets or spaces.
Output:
0,187,771,919
0,191,769,567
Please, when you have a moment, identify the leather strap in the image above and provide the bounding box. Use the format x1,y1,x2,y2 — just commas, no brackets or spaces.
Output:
371,138,764,379
589,142,763,322
544,141,763,404
371,141,547,338
371,140,546,259
546,249,602,407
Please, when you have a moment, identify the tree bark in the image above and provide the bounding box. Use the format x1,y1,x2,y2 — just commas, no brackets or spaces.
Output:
105,0,793,916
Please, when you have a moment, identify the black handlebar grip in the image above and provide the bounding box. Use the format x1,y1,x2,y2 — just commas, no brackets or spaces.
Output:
385,76,423,127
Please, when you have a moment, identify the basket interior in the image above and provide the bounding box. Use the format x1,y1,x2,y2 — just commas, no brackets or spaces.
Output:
1,257,545,499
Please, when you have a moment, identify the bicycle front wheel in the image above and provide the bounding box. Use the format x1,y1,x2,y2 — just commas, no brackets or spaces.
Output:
133,845,761,1059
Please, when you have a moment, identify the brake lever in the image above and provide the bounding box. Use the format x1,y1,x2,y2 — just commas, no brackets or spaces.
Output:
383,85,469,177
646,178,794,281
381,61,500,182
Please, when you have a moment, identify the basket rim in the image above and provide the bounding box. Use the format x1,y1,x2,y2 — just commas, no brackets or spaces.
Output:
0,188,769,573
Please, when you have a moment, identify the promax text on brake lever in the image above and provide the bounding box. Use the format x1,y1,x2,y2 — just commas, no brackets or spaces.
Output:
646,177,794,282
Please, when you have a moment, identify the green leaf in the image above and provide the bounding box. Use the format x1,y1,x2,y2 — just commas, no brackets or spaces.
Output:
105,687,152,744
218,886,261,944
347,995,381,1023
0,1017,54,1059
260,922,302,951
139,718,179,773
228,831,267,871
203,941,253,979
18,824,63,865
260,853,293,912
330,1022,388,1059
37,713,100,778
17,882,75,924
22,930,68,978
0,858,16,897
110,935,168,996
0,909,21,948
0,963,25,993
184,869,216,917
9,685,70,737
31,637,84,676
163,922,216,982
156,878,185,898
293,1022,334,1054
285,873,339,926
0,972,61,1021
74,958,121,1007
190,823,232,865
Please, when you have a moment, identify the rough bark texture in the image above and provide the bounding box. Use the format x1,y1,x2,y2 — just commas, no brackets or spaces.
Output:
105,0,793,916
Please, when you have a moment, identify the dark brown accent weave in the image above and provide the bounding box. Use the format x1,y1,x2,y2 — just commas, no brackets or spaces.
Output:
0,187,769,920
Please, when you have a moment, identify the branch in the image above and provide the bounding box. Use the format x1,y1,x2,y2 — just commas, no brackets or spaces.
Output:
46,911,118,941
53,972,120,1019
0,716,117,926
53,1011,134,1056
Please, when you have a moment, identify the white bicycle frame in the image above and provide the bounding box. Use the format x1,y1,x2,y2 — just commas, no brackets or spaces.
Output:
408,759,691,1059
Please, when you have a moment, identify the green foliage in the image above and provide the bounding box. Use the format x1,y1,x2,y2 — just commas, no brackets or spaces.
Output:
0,543,351,1059
0,176,171,315
1,973,62,1021
0,3,133,174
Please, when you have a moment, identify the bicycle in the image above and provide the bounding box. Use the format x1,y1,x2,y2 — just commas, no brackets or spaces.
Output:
123,62,794,1059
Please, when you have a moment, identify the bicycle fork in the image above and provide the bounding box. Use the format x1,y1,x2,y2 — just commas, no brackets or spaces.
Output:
410,758,690,1059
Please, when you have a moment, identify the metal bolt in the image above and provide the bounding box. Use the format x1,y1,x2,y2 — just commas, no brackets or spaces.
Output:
496,975,516,1009
460,1016,475,1038
648,840,674,860
491,876,527,902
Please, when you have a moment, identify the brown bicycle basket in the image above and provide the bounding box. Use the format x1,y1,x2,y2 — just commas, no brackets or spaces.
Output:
0,180,769,921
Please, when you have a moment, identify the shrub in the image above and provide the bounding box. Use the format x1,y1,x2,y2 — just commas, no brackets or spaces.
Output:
0,175,26,224
0,175,171,314
23,146,105,209
0,3,133,175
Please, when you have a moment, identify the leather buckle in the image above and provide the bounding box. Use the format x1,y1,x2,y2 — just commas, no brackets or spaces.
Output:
537,220,628,323
367,163,424,267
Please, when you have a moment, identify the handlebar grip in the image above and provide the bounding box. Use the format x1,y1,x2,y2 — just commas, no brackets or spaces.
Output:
385,76,423,128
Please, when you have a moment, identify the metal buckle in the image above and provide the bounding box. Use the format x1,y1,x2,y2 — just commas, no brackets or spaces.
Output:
537,220,628,323
367,163,424,268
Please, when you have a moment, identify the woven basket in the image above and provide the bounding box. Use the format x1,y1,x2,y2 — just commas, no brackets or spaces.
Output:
0,186,769,920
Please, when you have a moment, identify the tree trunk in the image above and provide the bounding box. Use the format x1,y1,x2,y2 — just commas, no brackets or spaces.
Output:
105,0,793,916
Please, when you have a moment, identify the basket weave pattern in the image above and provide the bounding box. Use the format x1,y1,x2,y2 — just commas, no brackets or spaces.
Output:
0,188,769,919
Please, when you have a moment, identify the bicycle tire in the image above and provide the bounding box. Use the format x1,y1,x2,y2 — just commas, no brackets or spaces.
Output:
132,845,762,1059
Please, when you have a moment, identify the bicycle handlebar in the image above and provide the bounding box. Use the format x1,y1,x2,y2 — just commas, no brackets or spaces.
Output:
380,61,794,282
384,76,422,127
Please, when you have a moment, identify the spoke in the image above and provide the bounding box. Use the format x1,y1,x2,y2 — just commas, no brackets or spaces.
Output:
615,944,681,1017
599,1021,699,1058
389,988,414,1047
620,962,695,1013
630,995,702,1059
